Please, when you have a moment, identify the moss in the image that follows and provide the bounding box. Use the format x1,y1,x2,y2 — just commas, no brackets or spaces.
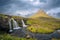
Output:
27,26,54,34
27,17,60,34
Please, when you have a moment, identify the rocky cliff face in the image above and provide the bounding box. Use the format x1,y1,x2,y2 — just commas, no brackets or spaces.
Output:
0,15,9,32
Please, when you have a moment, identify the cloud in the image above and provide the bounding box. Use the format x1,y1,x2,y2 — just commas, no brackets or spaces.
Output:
0,0,60,18
15,9,38,15
47,7,60,13
47,7,60,18
0,0,46,15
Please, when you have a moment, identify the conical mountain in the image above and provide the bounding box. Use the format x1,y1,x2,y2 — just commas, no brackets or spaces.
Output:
30,10,51,18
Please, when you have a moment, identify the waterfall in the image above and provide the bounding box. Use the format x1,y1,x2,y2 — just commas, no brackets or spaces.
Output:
9,18,21,32
12,18,21,29
9,19,13,32
21,20,27,27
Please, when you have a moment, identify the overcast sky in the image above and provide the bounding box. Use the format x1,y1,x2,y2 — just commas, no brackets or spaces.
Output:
0,0,60,18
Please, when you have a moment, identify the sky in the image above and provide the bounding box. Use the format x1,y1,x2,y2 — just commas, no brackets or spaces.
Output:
0,0,60,18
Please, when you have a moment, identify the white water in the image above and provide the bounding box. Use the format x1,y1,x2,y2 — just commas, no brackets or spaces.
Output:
12,18,21,29
9,19,13,32
9,18,21,32
57,30,60,32
21,20,27,27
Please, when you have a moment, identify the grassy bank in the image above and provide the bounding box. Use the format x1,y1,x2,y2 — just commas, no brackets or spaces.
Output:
27,17,60,34
0,34,36,40
0,31,36,40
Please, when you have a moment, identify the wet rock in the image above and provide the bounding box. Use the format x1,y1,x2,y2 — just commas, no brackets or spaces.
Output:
51,30,60,38
26,34,31,39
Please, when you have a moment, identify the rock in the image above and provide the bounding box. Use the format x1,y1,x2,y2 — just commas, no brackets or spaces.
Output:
26,34,31,39
51,30,60,38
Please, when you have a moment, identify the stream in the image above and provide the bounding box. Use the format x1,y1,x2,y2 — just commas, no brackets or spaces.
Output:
10,28,60,40
9,19,60,40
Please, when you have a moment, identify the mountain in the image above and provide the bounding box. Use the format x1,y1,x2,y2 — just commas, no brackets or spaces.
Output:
30,10,52,18
26,10,60,34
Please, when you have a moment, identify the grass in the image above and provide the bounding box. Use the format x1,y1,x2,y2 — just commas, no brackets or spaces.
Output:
27,25,54,34
0,34,36,40
26,17,60,34
0,31,36,40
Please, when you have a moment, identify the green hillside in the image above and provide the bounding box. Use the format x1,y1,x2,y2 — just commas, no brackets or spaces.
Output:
26,10,60,34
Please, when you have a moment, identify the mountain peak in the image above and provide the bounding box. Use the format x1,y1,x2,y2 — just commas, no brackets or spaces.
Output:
30,10,51,18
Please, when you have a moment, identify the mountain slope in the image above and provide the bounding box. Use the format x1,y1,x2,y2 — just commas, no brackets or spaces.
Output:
30,10,52,18
26,10,60,34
